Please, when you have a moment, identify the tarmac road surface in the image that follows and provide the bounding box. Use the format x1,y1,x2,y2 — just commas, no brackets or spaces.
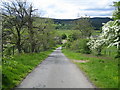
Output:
17,47,95,88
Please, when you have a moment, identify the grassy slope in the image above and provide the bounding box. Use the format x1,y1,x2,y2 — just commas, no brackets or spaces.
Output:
62,49,118,88
2,48,56,89
55,29,79,36
55,29,101,36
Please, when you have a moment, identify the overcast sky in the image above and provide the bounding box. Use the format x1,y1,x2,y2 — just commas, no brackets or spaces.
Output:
1,0,119,19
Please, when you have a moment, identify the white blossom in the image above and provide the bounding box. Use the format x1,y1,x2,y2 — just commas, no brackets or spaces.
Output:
87,20,120,51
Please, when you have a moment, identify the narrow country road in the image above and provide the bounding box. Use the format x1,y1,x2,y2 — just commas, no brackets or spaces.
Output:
17,47,95,88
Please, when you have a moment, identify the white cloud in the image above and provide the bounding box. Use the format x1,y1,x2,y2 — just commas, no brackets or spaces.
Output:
30,0,119,19
1,0,119,19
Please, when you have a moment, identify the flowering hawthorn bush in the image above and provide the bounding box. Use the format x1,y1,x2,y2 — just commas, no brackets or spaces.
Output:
87,37,106,55
87,20,120,56
101,20,120,48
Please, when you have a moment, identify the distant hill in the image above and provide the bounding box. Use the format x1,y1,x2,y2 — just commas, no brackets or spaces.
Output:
52,17,113,30
90,17,113,30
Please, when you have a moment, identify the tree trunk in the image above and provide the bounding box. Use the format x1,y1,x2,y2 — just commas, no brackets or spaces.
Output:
16,28,22,53
97,48,102,56
28,27,35,53
27,14,35,53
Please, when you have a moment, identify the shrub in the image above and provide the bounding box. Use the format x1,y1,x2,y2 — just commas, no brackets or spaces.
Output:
61,33,67,39
70,39,91,54
62,41,71,49
68,33,78,42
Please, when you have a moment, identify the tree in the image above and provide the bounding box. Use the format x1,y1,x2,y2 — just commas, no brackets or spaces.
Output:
75,16,94,38
87,1,120,57
40,18,55,50
2,0,57,54
2,0,38,53
87,37,106,55
23,4,37,53
2,0,28,53
68,33,78,42
87,20,120,56
102,20,120,58
101,1,120,57
32,17,55,51
113,1,120,20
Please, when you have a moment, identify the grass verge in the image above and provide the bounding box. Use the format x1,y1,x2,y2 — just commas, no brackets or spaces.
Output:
2,47,57,89
62,48,118,88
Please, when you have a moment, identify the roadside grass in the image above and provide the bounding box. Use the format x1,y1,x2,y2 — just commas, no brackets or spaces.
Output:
62,48,118,88
2,47,57,89
101,46,117,58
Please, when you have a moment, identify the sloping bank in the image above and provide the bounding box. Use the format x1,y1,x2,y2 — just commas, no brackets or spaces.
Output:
2,47,58,89
62,49,118,88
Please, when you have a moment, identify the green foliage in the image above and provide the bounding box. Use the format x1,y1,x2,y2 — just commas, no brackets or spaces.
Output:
61,33,67,39
32,18,56,51
113,1,120,20
62,41,71,48
3,43,14,56
61,30,91,54
63,37,91,54
62,49,118,88
87,1,120,57
70,39,91,54
112,1,120,58
75,16,94,38
67,31,81,42
2,1,57,54
68,33,78,42
2,49,54,89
